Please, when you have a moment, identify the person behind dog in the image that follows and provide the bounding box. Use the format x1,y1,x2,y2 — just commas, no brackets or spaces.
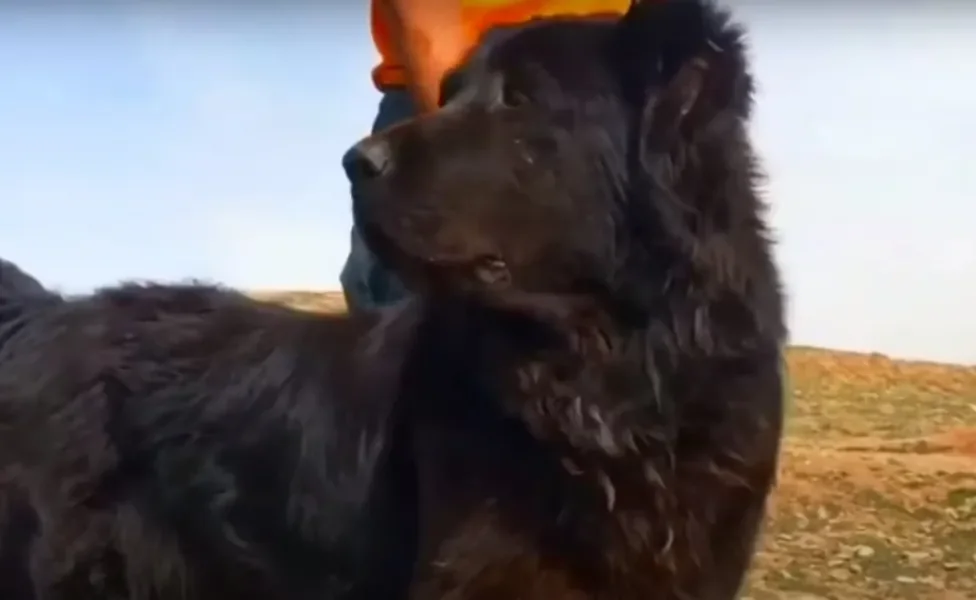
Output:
340,0,632,312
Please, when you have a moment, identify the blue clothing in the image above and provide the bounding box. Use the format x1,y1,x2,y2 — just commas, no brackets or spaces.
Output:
340,90,415,311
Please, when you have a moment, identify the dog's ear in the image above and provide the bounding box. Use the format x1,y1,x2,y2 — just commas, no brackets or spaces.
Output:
612,0,752,148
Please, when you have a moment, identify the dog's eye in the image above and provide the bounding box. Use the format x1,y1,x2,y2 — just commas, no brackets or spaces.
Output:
502,82,528,108
491,76,527,109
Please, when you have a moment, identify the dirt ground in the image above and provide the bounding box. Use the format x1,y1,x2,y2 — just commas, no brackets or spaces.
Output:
262,292,976,600
745,348,976,600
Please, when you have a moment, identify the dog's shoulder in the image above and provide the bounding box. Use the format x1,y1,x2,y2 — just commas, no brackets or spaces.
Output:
0,281,418,454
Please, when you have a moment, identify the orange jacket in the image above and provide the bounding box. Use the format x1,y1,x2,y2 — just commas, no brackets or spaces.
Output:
370,0,631,90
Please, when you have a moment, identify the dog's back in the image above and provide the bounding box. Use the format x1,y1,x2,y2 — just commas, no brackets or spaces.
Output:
0,276,420,599
0,258,59,355
0,259,56,597
0,259,48,300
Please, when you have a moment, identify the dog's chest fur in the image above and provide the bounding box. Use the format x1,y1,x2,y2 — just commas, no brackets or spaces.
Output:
400,315,669,599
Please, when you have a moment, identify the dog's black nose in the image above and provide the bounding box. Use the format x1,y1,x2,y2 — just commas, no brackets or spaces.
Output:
344,137,391,182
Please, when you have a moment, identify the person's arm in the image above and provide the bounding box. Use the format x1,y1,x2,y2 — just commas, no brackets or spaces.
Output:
377,0,467,112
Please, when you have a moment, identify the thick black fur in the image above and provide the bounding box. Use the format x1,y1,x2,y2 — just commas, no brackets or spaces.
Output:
0,272,422,599
0,259,59,353
0,260,47,299
349,0,787,598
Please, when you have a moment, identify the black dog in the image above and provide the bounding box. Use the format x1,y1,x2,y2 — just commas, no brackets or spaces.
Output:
348,0,786,598
0,1,784,599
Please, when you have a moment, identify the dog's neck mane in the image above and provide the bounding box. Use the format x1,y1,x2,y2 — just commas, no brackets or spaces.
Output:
402,295,703,582
411,295,676,445
417,299,677,485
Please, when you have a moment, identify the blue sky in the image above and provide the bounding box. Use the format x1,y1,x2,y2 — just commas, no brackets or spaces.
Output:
1,4,974,364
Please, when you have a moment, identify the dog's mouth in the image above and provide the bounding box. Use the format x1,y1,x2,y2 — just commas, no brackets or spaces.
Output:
411,254,511,295
467,256,511,288
359,222,511,294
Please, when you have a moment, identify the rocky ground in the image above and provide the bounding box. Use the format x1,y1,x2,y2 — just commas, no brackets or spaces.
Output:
746,347,976,600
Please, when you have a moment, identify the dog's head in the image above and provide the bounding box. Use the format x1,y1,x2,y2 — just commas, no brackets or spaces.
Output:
348,0,765,334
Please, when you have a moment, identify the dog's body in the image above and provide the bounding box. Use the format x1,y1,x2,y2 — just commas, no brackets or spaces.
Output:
0,1,785,599
0,279,420,599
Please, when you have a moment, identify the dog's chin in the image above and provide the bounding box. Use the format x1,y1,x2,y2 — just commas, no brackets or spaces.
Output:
404,256,513,300
452,256,512,293
357,221,512,296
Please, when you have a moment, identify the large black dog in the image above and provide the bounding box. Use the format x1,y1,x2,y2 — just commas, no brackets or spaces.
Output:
349,0,785,598
0,1,785,599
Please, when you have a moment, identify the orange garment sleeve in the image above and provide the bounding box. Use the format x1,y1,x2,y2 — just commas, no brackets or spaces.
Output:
370,0,632,90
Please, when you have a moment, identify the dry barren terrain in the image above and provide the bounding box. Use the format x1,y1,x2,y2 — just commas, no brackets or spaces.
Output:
261,291,976,600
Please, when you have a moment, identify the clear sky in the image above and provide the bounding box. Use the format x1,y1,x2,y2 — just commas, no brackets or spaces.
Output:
1,4,974,364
